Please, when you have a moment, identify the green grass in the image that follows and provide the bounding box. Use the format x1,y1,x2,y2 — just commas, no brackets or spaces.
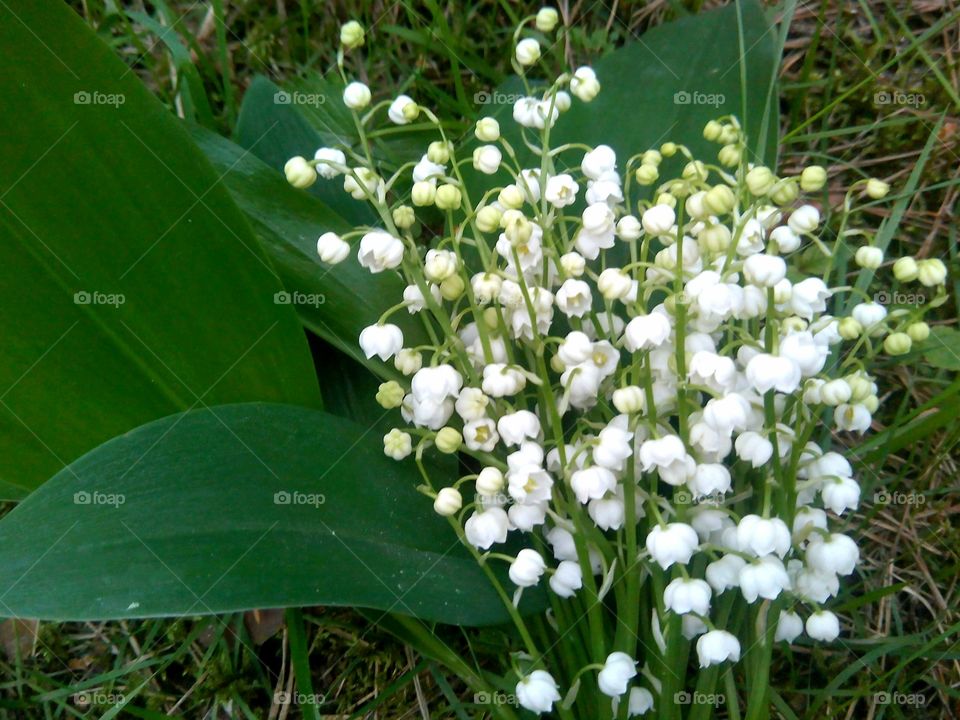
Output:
6,0,958,717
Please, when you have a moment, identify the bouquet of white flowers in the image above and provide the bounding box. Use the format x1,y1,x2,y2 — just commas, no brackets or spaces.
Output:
284,10,947,718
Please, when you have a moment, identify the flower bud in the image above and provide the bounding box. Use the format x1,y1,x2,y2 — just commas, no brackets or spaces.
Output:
655,192,677,209
476,466,504,495
642,204,676,235
342,81,371,110
719,124,740,144
536,7,560,31
821,379,852,406
892,256,919,282
392,205,415,230
388,95,419,124
683,160,708,183
782,316,807,333
799,165,827,192
917,259,947,286
570,66,600,102
907,321,930,342
472,145,502,174
854,246,883,270
642,150,662,166
770,178,799,205
838,317,862,340
550,354,566,373
433,487,462,516
427,140,452,164
635,163,659,185
597,268,632,300
616,215,643,241
846,374,873,403
685,191,709,220
440,274,465,300
316,232,350,264
863,395,879,413
883,332,912,356
503,211,532,245
435,184,462,210
704,185,736,215
703,120,723,142
475,117,500,142
699,223,731,253
482,307,499,329
284,156,317,189
612,386,645,414
865,178,890,199
476,205,502,232
394,349,422,375
787,204,820,234
746,166,777,196
376,381,405,409
515,38,542,66
411,181,436,206
383,429,412,460
560,251,586,277
435,427,463,454
718,144,741,167
340,20,365,49
498,184,525,209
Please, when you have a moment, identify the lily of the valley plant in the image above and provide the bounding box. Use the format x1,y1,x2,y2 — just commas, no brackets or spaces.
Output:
284,10,947,719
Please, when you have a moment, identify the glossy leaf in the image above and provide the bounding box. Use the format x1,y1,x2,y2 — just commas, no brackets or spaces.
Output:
0,0,320,498
0,403,540,626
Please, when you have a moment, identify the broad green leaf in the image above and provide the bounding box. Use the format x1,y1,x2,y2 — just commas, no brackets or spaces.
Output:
0,403,541,626
922,326,960,370
0,0,320,498
188,124,429,378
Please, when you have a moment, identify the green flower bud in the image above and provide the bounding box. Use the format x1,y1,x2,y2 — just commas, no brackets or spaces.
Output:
800,165,827,192
642,150,662,166
863,395,879,413
340,20,365,49
838,317,862,340
746,166,777,196
655,192,677,209
412,181,437,206
865,178,890,200
498,184,525,209
433,487,462,516
376,381,405,409
704,185,736,215
907,321,930,342
883,332,912,356
536,7,560,32
435,427,463,454
427,141,451,164
660,142,677,157
698,223,732,253
854,246,883,270
476,205,502,232
435,184,462,210
634,164,659,185
892,257,919,282
682,160,708,182
718,144,741,167
392,205,415,230
283,156,317,189
475,117,500,142
770,178,799,206
917,259,947,287
440,274,465,301
703,120,723,142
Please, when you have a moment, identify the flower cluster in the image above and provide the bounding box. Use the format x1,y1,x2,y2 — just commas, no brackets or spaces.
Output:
285,10,947,717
